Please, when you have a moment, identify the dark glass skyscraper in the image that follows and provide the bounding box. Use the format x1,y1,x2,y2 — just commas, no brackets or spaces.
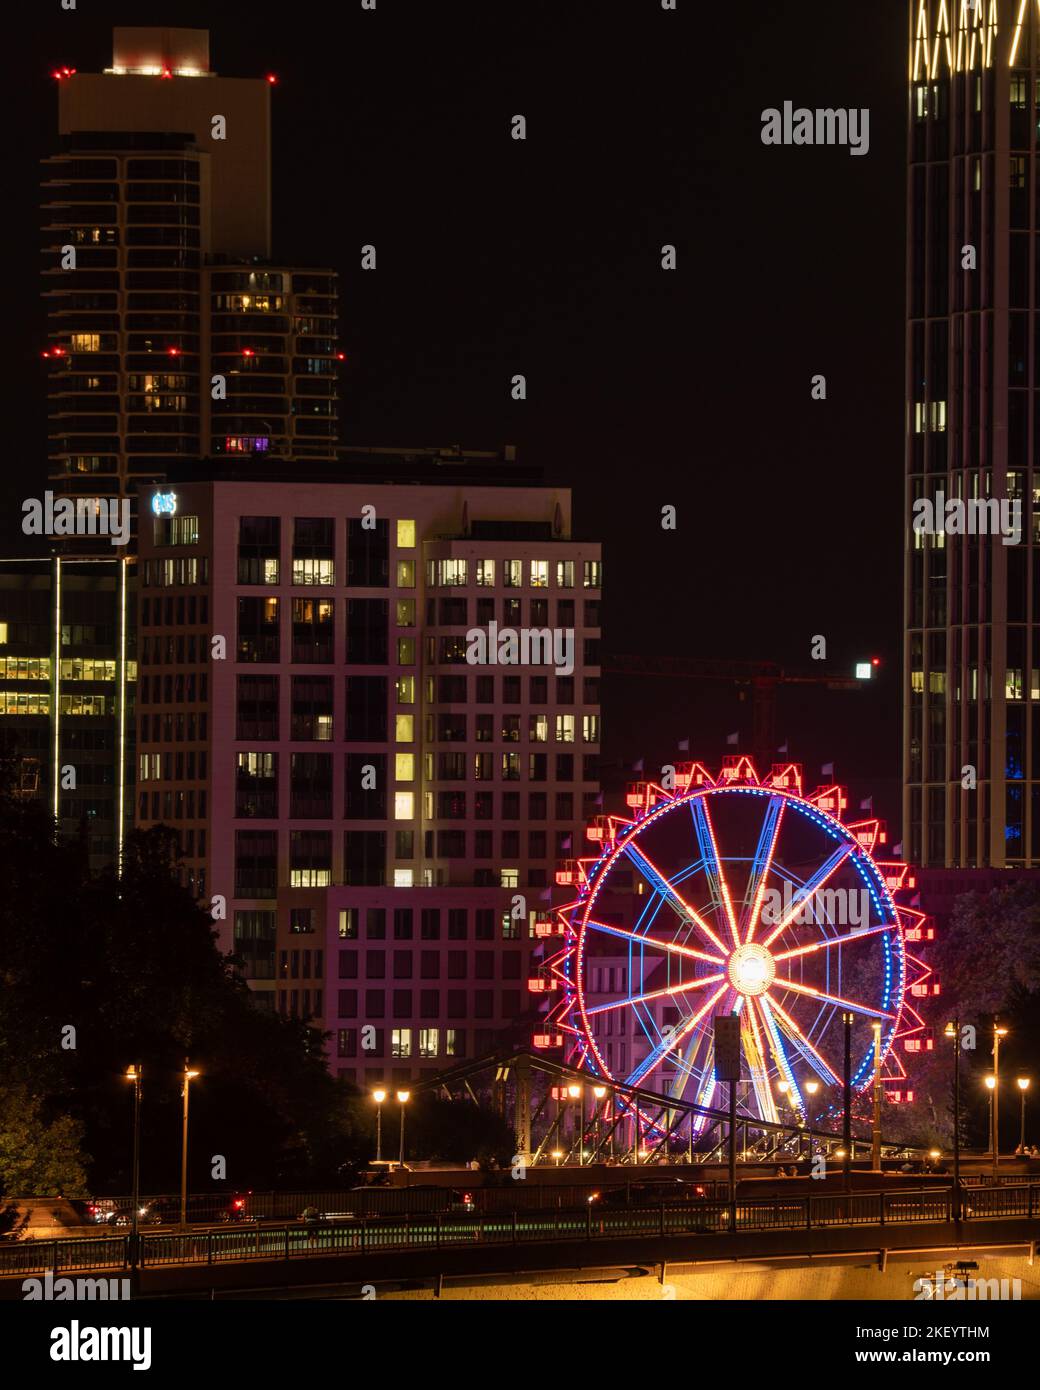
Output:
904,0,1040,866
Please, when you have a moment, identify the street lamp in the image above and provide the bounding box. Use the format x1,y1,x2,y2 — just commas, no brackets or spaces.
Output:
372,1087,387,1163
593,1086,606,1162
396,1089,410,1169
804,1080,820,1162
1017,1077,1031,1153
984,1074,997,1176
944,1020,961,1218
992,1022,1009,1177
179,1061,200,1229
124,1064,143,1266
567,1084,583,1164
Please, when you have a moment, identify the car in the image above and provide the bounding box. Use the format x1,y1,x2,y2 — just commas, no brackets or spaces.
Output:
220,1193,256,1223
403,1186,477,1214
592,1180,708,1209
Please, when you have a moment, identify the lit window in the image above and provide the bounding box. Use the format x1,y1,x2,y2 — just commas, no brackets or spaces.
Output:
395,714,414,742
396,599,415,626
395,791,415,820
396,675,415,703
500,868,519,889
530,713,548,742
394,868,414,888
396,560,415,588
433,559,468,587
419,1028,439,1059
0,624,7,644
582,713,600,743
397,637,415,665
70,333,100,352
397,519,416,548
555,560,574,588
503,560,522,588
583,560,602,589
476,559,495,586
395,753,415,782
391,1028,412,1058
293,558,334,585
555,714,575,743
530,560,549,588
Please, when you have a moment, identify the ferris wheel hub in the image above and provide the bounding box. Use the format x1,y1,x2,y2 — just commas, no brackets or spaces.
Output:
727,941,776,997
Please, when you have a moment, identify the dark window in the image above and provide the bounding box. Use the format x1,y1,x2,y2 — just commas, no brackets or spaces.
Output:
346,599,389,663
343,830,386,886
347,516,389,586
344,752,388,818
291,675,333,740
345,676,387,741
290,752,333,818
235,830,277,897
237,596,279,663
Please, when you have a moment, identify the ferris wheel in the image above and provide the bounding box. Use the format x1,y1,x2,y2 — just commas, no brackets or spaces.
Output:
534,758,935,1131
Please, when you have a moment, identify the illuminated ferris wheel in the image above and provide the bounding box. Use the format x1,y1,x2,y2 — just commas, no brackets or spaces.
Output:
533,758,936,1131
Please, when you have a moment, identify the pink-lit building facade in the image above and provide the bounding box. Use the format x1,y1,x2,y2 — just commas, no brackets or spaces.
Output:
134,465,602,1083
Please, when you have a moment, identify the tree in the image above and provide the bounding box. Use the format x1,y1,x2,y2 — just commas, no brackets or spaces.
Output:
0,1084,88,1197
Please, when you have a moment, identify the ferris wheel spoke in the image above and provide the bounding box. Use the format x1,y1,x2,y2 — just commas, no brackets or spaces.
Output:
585,918,726,966
742,797,785,944
619,845,731,956
770,977,895,1022
690,798,741,946
758,843,856,949
773,922,897,963
757,994,804,1114
627,983,728,1088
585,973,726,1015
765,995,842,1086
741,997,780,1123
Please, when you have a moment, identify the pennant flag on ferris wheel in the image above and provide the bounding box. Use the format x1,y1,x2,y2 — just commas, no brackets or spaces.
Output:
632,758,644,772
778,740,789,753
860,796,873,811
678,738,690,751
726,732,739,746
821,761,835,776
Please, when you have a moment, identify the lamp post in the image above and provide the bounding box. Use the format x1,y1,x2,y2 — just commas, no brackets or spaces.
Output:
943,1020,961,1218
1017,1077,1031,1152
568,1084,583,1165
593,1086,606,1162
841,1012,853,1190
992,1022,1008,1177
372,1087,387,1162
871,1020,883,1172
179,1060,199,1229
804,1080,820,1163
124,1064,142,1266
396,1089,410,1169
984,1074,997,1175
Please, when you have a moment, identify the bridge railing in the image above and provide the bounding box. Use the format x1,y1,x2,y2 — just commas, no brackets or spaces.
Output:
2,1185,1039,1277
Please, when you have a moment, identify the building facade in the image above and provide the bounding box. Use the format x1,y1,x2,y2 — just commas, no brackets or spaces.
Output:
904,1,1040,866
134,469,602,1081
42,27,339,520
0,556,135,875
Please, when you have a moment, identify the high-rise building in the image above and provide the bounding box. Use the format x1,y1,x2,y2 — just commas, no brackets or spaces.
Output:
41,27,339,523
134,460,602,1081
0,556,135,875
903,0,1040,866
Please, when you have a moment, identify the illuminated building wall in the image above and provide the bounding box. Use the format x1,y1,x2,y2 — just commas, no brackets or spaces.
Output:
41,27,339,522
134,460,602,1080
0,556,136,875
903,0,1040,865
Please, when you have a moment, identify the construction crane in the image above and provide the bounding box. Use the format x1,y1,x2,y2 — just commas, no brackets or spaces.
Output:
602,654,869,767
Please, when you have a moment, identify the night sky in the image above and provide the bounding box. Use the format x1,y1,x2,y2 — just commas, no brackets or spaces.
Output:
11,1,908,827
